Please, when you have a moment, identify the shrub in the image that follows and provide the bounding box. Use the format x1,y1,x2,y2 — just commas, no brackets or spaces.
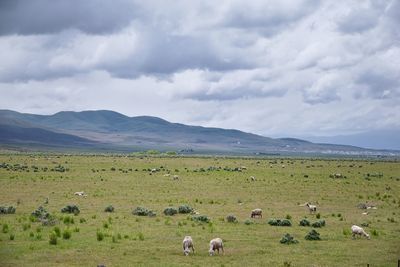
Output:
178,205,194,214
138,232,144,241
299,219,310,226
244,219,254,225
96,231,104,241
360,222,369,227
192,215,210,223
163,207,178,216
371,229,378,236
61,205,80,215
0,206,16,214
132,206,155,217
2,224,9,233
285,214,292,220
53,227,61,237
62,229,71,239
63,216,74,225
305,229,321,240
31,206,50,220
268,219,292,226
9,233,15,240
226,214,238,223
104,205,114,213
311,220,325,228
316,213,321,219
49,231,58,245
280,233,298,244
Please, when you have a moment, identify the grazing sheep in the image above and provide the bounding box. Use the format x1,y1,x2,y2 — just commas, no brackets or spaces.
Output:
305,203,317,213
209,238,224,256
74,191,87,197
182,236,195,256
173,175,179,180
250,176,256,181
351,225,370,239
251,208,262,218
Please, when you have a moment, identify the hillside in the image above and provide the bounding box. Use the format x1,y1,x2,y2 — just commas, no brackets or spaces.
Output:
0,109,395,155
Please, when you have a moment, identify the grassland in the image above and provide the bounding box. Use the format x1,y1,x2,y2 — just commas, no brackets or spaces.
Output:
0,154,399,267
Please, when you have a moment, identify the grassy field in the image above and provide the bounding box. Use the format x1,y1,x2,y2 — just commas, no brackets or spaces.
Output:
0,154,399,267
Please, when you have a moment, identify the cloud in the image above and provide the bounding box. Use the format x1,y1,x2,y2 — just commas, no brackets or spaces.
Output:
0,0,138,35
0,0,399,142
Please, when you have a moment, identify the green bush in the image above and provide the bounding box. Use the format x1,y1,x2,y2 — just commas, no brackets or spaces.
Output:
280,233,298,244
226,214,238,223
49,231,58,245
96,231,104,241
132,206,155,216
104,205,114,213
299,219,310,226
0,206,16,214
163,207,178,216
9,233,15,240
244,219,254,225
61,205,80,215
268,219,292,226
53,227,61,237
192,215,210,223
62,229,71,239
138,232,144,241
2,224,9,233
178,205,194,214
63,216,74,225
316,213,321,219
311,220,326,228
31,206,50,220
305,229,321,240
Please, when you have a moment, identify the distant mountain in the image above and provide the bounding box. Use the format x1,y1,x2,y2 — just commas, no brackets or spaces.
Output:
304,130,400,150
0,109,397,156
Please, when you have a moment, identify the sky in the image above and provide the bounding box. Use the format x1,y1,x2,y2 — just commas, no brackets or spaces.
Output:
0,0,399,149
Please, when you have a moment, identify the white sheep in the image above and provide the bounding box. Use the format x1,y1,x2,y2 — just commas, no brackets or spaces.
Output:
182,236,195,256
209,238,224,256
173,175,179,180
351,225,370,240
74,191,87,197
305,202,317,213
251,208,262,218
250,176,256,181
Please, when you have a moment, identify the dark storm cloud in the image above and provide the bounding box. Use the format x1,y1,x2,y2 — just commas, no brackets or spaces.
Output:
0,0,137,35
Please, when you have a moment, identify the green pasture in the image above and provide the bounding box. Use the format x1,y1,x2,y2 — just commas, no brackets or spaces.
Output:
0,154,399,266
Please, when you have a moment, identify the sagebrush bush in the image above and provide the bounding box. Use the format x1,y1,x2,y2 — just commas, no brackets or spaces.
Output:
9,233,15,240
2,224,9,233
104,205,114,213
192,215,210,223
316,213,321,219
244,219,254,225
0,206,16,214
132,206,155,217
305,229,321,240
299,219,310,226
311,220,326,228
226,214,238,223
280,233,298,244
178,205,194,214
61,205,80,215
268,219,292,226
163,207,178,216
31,206,50,220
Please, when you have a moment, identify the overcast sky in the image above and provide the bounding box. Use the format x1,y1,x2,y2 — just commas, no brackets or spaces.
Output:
0,0,399,144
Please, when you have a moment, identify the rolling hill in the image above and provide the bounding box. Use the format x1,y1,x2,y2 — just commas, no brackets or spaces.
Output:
0,109,396,155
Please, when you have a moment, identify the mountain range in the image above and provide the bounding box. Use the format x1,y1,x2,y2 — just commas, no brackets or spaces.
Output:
0,109,397,156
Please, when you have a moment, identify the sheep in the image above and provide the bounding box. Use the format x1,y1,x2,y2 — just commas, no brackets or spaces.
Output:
209,238,224,256
251,208,262,218
305,203,317,214
351,225,370,240
250,176,256,181
74,191,87,197
182,236,195,256
173,175,179,180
